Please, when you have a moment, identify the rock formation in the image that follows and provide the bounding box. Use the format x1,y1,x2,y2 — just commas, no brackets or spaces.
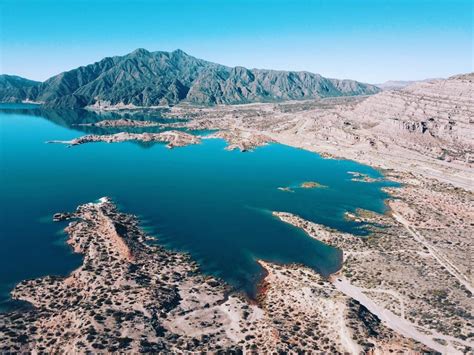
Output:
348,73,474,163
166,73,473,189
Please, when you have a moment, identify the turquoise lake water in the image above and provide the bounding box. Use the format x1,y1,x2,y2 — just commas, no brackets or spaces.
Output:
0,104,397,311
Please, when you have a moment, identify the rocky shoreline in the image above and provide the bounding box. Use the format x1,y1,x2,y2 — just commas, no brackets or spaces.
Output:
205,129,274,152
47,127,275,152
1,74,472,353
76,118,164,128
273,170,473,354
0,197,436,353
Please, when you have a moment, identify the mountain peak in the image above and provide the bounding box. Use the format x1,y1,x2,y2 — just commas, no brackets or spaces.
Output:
172,49,188,56
130,48,150,56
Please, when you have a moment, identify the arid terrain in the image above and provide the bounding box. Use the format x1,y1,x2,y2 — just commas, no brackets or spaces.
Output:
164,73,473,190
160,73,473,352
0,198,432,353
1,74,472,353
274,170,473,353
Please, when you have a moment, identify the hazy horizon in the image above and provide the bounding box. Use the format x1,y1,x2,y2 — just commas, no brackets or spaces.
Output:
1,0,472,83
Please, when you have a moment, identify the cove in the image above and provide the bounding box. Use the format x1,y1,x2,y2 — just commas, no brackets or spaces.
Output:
0,104,397,311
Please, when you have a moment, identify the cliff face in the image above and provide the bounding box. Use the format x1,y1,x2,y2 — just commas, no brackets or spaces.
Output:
0,49,380,108
348,73,474,162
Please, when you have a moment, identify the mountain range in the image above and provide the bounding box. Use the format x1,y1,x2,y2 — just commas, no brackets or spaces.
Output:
375,78,441,91
0,49,380,108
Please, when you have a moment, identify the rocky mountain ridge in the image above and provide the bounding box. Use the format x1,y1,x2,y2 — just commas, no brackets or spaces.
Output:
0,49,379,108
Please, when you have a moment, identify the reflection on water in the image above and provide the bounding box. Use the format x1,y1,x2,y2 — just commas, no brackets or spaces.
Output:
0,104,188,135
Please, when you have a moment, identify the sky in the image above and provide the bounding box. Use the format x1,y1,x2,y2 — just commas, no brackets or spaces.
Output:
0,0,472,83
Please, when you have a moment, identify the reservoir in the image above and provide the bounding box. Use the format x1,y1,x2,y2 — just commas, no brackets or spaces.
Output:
0,104,396,310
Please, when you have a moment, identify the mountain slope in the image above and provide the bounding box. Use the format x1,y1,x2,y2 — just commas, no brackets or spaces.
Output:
0,75,40,102
1,49,380,108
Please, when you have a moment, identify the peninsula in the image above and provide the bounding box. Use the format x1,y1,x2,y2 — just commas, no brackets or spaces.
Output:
0,198,435,353
47,130,200,148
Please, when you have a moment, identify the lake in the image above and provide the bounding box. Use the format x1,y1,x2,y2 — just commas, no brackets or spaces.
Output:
0,104,396,311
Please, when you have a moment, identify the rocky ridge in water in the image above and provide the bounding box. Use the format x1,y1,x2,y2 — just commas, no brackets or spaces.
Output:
46,130,200,148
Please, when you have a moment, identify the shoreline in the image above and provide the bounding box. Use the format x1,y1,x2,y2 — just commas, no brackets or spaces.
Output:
37,115,473,352
272,178,473,355
268,131,473,192
0,197,437,353
158,81,473,191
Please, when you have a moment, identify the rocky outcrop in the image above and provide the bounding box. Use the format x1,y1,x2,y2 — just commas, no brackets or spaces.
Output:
207,129,274,151
0,198,244,352
347,74,474,163
0,49,379,108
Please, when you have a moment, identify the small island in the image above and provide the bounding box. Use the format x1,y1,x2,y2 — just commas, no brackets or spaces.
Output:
206,129,274,152
300,181,328,189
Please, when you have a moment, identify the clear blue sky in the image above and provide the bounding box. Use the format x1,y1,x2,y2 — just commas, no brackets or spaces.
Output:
1,0,472,83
